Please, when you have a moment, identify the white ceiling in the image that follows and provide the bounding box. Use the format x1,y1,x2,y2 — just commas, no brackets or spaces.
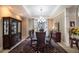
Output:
24,5,58,17
7,5,31,18
8,5,72,18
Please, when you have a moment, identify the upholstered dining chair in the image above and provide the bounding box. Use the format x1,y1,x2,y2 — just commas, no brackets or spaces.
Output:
69,37,79,50
36,32,46,52
30,37,37,52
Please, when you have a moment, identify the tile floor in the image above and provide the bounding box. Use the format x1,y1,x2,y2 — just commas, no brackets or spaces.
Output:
58,42,79,53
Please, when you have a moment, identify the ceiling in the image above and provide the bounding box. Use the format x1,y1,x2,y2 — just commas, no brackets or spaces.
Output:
8,5,30,17
8,5,72,18
23,5,58,17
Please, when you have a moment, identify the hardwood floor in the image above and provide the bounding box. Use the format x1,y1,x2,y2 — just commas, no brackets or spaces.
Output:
9,38,67,53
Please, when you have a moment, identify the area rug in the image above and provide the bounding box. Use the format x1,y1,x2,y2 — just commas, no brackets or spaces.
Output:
9,38,67,53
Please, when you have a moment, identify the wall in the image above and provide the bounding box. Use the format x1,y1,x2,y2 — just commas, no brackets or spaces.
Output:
28,18,34,30
53,12,65,43
22,18,29,39
48,18,54,31
53,6,78,46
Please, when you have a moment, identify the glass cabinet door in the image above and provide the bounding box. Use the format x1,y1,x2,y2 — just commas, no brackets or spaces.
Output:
3,20,9,35
18,22,21,33
11,20,17,34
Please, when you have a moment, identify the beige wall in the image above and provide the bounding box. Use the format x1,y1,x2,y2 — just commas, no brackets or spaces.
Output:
53,12,65,43
48,19,54,31
28,18,34,30
22,18,29,39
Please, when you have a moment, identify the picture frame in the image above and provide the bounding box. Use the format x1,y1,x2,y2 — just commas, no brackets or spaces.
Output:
70,21,75,27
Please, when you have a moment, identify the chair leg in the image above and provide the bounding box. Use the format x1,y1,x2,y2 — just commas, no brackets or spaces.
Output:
70,40,73,48
76,41,79,50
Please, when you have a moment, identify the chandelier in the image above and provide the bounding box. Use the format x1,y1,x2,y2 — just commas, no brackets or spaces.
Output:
38,8,46,22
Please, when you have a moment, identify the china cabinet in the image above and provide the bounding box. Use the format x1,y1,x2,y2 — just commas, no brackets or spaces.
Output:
3,17,22,49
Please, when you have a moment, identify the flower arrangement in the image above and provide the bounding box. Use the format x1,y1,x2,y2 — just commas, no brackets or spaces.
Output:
70,27,79,35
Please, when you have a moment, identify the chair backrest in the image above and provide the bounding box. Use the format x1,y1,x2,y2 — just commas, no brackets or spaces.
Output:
36,32,46,46
29,30,34,38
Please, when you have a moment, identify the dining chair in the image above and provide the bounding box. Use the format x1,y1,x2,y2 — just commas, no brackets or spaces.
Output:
36,32,46,52
30,36,37,52
70,37,79,49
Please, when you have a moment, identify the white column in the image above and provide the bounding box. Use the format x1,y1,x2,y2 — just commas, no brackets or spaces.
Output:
64,9,70,46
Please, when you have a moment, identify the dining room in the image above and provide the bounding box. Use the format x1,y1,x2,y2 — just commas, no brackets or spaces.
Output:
0,5,79,53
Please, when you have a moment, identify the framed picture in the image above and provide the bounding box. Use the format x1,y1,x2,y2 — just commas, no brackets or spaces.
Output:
70,21,75,27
